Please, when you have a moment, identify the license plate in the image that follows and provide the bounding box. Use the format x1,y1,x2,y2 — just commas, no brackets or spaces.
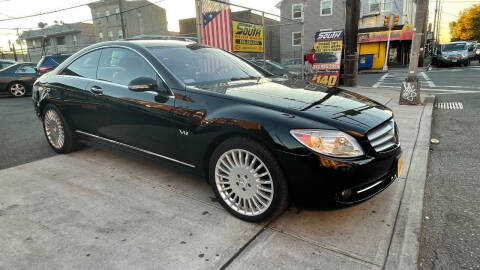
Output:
452,59,457,62
397,154,404,177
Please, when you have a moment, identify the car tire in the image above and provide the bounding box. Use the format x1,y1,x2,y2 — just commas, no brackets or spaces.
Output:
209,137,289,222
8,82,27,97
42,104,79,154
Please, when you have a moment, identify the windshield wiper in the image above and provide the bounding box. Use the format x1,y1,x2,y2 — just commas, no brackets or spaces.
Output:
228,76,261,81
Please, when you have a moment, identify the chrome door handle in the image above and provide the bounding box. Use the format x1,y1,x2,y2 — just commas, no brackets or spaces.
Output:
90,85,103,95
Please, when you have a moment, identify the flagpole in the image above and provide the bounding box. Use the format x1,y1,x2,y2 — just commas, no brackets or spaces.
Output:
262,12,266,68
195,0,204,44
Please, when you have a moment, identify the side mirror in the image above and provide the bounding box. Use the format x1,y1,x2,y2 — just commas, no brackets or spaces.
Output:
128,77,158,92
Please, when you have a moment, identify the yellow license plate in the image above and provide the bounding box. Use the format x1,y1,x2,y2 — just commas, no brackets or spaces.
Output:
397,154,404,177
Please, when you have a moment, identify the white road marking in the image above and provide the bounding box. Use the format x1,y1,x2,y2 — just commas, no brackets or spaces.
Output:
372,73,389,88
420,72,436,87
435,102,464,109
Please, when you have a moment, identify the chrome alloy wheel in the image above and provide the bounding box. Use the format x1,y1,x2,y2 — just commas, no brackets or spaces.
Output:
10,83,26,97
215,149,274,216
44,109,65,150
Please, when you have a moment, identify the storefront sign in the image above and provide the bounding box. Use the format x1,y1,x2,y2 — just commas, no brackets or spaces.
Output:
312,30,344,86
358,24,413,43
232,20,264,52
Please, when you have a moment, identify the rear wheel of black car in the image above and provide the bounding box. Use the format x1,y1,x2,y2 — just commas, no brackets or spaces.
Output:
8,82,26,97
209,137,289,222
42,104,78,154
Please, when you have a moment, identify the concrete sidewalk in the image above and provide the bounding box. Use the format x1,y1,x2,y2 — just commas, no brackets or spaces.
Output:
0,87,433,270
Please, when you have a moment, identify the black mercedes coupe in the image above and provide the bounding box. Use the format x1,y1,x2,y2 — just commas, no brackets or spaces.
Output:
32,40,403,222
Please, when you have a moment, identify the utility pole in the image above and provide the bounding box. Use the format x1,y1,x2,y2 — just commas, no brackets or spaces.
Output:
195,0,203,44
118,0,127,38
344,0,360,86
399,0,428,105
418,0,429,66
15,28,26,62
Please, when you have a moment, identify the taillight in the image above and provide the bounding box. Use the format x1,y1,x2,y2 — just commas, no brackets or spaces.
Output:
38,66,52,73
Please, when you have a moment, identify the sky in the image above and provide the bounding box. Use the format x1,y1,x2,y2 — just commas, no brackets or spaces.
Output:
0,0,479,51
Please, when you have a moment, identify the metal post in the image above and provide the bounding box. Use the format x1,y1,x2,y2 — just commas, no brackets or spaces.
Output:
383,25,392,71
301,1,305,80
262,12,266,68
118,0,127,38
195,0,203,44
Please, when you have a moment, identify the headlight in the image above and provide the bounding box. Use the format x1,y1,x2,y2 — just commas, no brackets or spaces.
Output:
290,129,364,158
476,49,480,54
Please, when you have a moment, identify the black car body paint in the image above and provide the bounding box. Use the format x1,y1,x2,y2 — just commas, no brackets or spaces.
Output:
32,40,401,206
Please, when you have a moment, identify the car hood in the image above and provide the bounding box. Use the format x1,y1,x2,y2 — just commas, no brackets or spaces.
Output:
189,78,392,135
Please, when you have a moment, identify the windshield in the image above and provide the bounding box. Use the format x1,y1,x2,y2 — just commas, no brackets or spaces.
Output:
148,45,263,85
442,43,466,51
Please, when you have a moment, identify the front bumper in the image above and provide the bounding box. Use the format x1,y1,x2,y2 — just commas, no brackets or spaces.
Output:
439,57,468,65
275,146,402,207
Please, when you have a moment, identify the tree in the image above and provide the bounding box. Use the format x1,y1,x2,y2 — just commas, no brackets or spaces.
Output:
449,21,458,41
449,4,480,41
37,22,48,28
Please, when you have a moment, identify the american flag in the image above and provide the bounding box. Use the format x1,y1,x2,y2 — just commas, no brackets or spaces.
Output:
202,8,232,52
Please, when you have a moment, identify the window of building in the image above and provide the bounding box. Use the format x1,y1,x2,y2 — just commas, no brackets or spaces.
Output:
73,35,77,46
97,48,157,86
115,8,120,20
383,0,393,11
32,40,36,48
292,3,303,20
368,0,380,14
320,0,332,16
105,10,110,22
118,29,123,39
56,36,65,46
99,32,104,41
108,31,113,40
292,32,301,46
96,11,101,24
61,50,101,79
137,9,142,17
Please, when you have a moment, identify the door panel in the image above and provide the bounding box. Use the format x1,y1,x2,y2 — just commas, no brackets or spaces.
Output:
94,47,179,158
55,49,102,133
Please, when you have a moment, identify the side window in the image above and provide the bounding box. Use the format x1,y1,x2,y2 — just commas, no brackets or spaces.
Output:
97,48,157,86
61,50,101,79
15,65,36,74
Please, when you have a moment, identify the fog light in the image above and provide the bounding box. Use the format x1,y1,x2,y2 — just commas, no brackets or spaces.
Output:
340,189,352,199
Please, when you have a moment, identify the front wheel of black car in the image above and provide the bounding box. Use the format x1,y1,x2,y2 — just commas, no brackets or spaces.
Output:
42,104,78,154
209,137,289,222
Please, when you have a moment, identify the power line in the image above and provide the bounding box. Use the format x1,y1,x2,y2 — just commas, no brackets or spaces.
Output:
0,0,165,31
0,1,96,22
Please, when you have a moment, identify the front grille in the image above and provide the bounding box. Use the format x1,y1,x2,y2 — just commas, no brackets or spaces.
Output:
367,119,398,152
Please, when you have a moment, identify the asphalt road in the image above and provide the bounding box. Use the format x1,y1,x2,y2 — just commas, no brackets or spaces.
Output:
0,97,55,170
356,63,480,270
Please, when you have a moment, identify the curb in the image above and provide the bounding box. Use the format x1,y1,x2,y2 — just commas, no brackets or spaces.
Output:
384,96,434,269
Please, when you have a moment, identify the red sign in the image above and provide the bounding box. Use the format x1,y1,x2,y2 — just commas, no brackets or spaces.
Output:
358,24,413,43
